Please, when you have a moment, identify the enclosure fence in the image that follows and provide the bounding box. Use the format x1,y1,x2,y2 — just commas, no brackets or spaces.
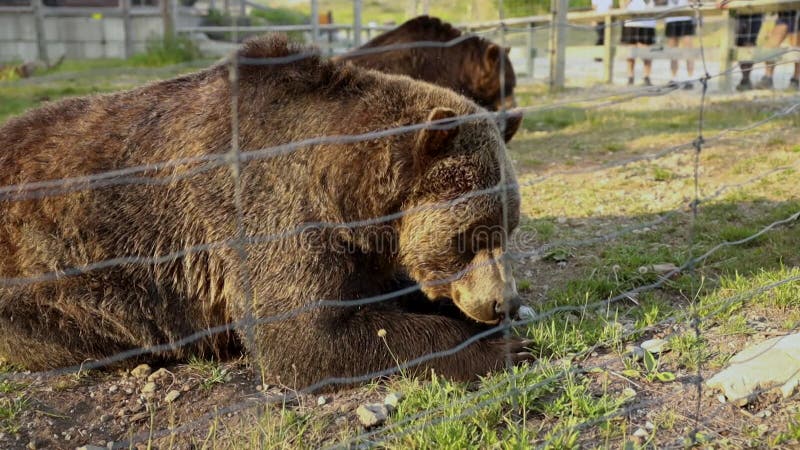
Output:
1,0,800,448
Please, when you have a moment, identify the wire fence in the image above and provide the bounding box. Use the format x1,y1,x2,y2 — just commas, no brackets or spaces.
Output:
1,0,799,448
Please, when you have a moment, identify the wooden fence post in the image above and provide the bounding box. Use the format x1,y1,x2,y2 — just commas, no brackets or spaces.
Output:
353,0,362,47
310,0,319,45
548,0,567,91
719,9,735,92
122,0,133,58
161,0,174,39
603,14,614,84
526,21,535,79
33,0,49,64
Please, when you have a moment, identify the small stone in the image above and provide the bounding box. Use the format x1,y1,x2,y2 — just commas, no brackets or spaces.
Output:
383,392,404,410
124,388,133,395
100,413,113,423
633,428,648,438
356,403,389,428
76,446,106,450
316,396,327,406
147,368,170,382
645,421,655,430
556,216,567,224
334,416,348,426
626,345,645,360
182,384,191,392
140,382,157,394
717,394,726,404
516,305,536,321
641,338,670,354
164,390,181,403
756,409,773,418
108,385,118,394
130,364,152,379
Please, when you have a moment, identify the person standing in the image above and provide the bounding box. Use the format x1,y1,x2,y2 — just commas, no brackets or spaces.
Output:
664,0,696,89
622,0,656,86
756,10,800,90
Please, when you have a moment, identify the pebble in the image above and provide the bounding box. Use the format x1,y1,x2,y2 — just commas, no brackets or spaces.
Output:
316,396,327,406
516,305,536,321
383,392,404,410
717,394,727,404
147,368,170,382
164,390,181,403
633,428,648,438
356,403,389,428
76,446,106,450
645,421,655,431
130,364,152,379
140,382,157,394
640,338,670,354
108,385,118,394
100,414,113,423
626,345,645,360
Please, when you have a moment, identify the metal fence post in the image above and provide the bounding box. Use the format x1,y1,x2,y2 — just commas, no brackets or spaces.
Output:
548,0,567,91
33,0,49,64
353,0,362,47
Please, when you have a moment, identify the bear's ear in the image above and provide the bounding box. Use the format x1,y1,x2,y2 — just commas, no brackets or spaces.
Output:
415,107,459,170
484,44,501,69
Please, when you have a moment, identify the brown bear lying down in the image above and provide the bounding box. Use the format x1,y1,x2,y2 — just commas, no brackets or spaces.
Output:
334,15,523,143
0,34,530,390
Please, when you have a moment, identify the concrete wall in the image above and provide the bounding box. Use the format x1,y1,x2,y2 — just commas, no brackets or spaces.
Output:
0,7,200,62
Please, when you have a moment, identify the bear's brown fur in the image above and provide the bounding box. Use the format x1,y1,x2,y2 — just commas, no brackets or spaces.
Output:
334,15,522,142
0,35,527,389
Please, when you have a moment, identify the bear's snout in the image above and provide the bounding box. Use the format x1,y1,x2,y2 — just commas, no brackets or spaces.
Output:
450,248,519,324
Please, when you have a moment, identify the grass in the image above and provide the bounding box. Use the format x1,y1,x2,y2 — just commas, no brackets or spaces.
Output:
187,357,231,390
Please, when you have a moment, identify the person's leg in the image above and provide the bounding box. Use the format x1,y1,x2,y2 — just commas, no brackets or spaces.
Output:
790,30,800,88
763,23,789,80
668,36,680,79
627,57,636,84
737,14,763,90
681,34,695,78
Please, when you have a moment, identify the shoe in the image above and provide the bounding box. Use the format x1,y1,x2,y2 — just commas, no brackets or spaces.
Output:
789,78,799,90
736,79,753,91
643,77,652,87
682,81,694,90
755,76,773,89
628,77,634,85
667,80,679,89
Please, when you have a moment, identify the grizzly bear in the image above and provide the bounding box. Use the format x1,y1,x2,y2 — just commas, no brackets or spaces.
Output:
0,35,529,390
334,15,523,143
